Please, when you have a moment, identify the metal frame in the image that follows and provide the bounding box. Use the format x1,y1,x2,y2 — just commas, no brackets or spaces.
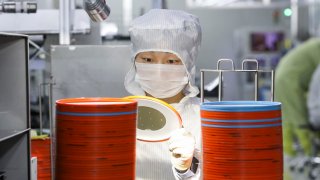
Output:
200,59,274,102
0,32,30,180
38,81,55,180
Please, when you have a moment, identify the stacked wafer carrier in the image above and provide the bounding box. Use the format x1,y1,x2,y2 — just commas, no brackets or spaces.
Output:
200,59,283,180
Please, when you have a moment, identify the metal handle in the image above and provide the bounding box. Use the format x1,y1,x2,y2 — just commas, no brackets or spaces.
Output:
242,59,259,101
217,59,235,70
241,59,259,70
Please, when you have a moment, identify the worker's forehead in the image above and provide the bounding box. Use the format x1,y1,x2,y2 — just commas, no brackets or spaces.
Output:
137,51,178,57
136,51,180,59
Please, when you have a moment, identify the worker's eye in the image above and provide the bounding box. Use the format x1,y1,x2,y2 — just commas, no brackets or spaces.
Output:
142,58,153,63
167,59,182,65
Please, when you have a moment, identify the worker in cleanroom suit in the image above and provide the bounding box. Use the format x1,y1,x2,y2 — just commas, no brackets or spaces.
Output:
308,64,320,131
124,9,202,180
275,38,320,179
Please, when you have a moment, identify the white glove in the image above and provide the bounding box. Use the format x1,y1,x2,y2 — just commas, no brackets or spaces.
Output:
168,128,196,171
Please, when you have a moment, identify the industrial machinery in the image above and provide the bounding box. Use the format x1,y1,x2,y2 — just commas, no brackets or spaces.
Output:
83,0,110,22
0,0,37,13
0,33,30,180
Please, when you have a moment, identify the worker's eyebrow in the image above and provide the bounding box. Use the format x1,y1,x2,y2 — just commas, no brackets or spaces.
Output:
149,51,171,54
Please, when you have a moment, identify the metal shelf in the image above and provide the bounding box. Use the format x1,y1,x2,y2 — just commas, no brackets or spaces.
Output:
0,10,90,35
0,129,30,143
0,33,30,180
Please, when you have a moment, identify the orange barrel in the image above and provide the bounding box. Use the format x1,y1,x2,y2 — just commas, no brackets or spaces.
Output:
31,138,51,179
55,97,137,180
200,101,283,180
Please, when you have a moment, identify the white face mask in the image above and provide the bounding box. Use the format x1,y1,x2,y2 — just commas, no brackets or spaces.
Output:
135,62,189,99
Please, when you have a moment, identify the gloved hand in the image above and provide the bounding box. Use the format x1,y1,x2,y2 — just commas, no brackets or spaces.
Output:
168,128,196,172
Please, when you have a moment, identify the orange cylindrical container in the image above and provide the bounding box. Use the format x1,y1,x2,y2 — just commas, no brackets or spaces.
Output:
201,101,283,180
55,97,137,180
31,138,51,180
